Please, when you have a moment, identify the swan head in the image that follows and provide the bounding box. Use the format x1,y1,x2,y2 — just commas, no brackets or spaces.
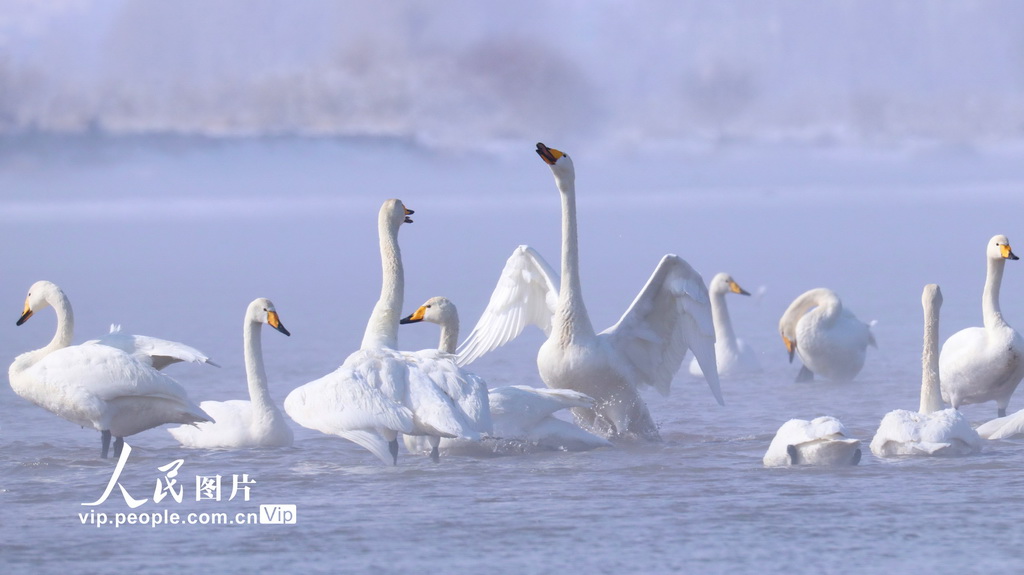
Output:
248,297,290,336
988,234,1018,261
16,280,62,326
710,273,750,296
922,283,942,310
380,199,414,229
536,142,575,188
400,296,458,329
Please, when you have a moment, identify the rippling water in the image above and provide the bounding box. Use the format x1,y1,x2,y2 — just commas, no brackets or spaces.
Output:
2,139,1024,574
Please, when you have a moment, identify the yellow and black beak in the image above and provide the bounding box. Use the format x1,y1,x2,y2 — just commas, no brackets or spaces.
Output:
536,142,564,165
1002,243,1019,261
267,311,290,336
782,336,796,363
729,280,751,296
16,300,33,326
404,206,415,224
400,306,427,325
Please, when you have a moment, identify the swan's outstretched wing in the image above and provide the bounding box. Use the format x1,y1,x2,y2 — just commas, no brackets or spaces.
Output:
89,325,219,370
456,245,559,366
601,254,722,404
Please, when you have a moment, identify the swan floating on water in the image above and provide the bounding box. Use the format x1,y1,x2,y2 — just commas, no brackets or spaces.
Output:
763,416,861,467
870,284,981,457
9,280,212,458
169,298,293,449
457,143,722,441
284,200,482,464
778,287,875,382
940,234,1024,418
400,296,608,454
689,272,761,378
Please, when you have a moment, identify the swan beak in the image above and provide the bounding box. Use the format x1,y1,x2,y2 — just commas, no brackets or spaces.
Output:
404,207,415,224
1001,244,1019,260
267,311,290,336
782,336,796,363
400,306,426,325
536,142,564,165
729,281,750,296
16,301,33,326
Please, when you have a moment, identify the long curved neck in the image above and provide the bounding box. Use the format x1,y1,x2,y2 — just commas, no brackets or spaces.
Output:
437,310,460,355
15,290,75,371
244,319,274,413
919,297,944,414
711,290,738,350
553,177,595,345
983,256,1007,329
362,216,403,350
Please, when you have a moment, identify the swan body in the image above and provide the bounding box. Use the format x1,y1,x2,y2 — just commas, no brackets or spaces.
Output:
976,409,1024,439
169,298,293,448
940,234,1024,418
400,296,606,454
9,281,212,458
763,416,861,467
457,143,722,441
870,284,982,457
778,287,875,382
689,273,760,378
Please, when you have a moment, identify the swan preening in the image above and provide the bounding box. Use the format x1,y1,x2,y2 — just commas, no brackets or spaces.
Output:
169,298,293,449
456,143,722,441
763,416,862,467
9,280,213,458
870,284,981,457
400,296,609,454
778,287,875,382
940,234,1024,418
284,200,487,464
689,273,760,378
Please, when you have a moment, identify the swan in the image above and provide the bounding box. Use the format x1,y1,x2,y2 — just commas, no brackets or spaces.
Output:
869,284,981,457
400,296,608,454
456,143,722,441
89,324,219,370
975,409,1024,440
688,272,760,378
778,287,875,382
168,298,293,448
9,280,212,458
284,199,481,465
763,416,862,467
940,234,1024,418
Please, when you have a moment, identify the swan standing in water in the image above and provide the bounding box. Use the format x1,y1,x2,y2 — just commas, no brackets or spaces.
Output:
778,287,875,382
870,284,981,457
689,273,760,378
169,298,293,448
9,280,212,458
763,416,861,467
400,296,609,454
940,234,1024,418
285,200,481,464
457,143,722,441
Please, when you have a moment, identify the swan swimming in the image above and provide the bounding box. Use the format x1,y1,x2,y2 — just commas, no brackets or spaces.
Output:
763,416,862,467
689,272,761,378
169,298,293,449
778,287,875,382
940,234,1024,418
284,200,481,464
400,296,609,454
870,284,981,457
9,280,212,458
457,143,722,441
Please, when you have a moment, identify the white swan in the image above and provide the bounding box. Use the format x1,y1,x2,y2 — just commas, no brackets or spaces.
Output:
284,200,481,465
168,298,293,448
400,296,608,454
763,416,862,467
975,409,1024,440
778,287,875,382
457,143,722,441
689,272,760,378
870,284,982,457
9,280,212,458
940,234,1024,417
89,325,219,370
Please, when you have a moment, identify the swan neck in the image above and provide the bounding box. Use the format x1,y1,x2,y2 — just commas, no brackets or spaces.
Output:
711,291,738,349
983,256,1006,328
244,320,273,412
362,215,403,350
919,298,944,414
555,178,594,342
438,311,459,355
16,290,75,371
